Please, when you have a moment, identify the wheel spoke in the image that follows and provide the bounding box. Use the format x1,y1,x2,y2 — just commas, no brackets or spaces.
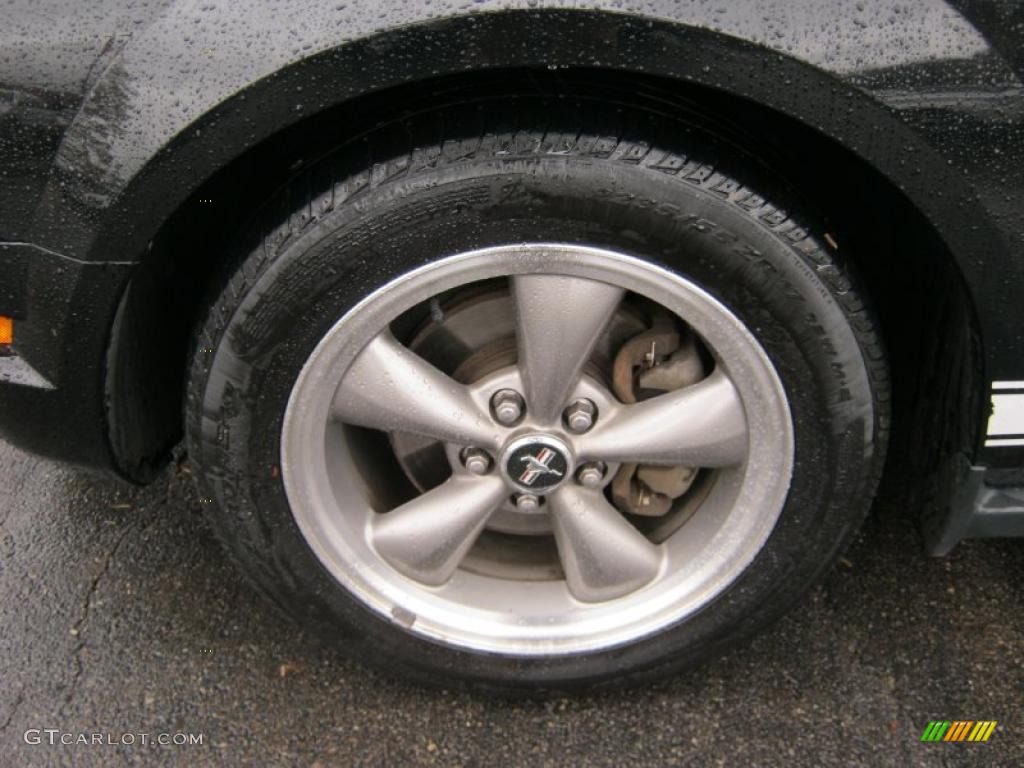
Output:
371,474,508,586
548,485,664,602
576,368,748,467
512,274,624,424
331,330,500,448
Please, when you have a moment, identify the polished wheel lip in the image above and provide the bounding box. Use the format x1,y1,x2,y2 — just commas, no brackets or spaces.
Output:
281,243,794,656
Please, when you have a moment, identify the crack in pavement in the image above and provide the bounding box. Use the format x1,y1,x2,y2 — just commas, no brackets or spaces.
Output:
59,524,138,715
0,692,24,736
59,475,174,715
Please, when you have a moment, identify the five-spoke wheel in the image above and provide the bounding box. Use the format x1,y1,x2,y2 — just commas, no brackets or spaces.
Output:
281,244,792,653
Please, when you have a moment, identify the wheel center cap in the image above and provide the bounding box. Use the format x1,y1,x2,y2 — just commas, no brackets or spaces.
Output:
501,434,574,493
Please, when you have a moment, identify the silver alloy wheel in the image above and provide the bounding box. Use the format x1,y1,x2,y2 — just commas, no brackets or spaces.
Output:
281,244,794,655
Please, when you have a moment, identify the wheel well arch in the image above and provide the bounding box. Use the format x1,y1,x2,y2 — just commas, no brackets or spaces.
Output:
105,68,982,496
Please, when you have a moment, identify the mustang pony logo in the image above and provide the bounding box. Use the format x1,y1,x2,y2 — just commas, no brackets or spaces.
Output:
518,447,564,486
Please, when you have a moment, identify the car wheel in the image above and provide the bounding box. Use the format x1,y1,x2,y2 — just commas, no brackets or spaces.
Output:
186,102,888,692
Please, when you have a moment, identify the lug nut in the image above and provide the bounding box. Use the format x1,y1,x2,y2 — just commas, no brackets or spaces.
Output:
516,493,541,514
461,447,492,475
491,389,525,425
577,462,606,489
564,399,597,433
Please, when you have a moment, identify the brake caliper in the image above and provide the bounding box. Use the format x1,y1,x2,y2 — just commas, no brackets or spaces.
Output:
610,313,705,517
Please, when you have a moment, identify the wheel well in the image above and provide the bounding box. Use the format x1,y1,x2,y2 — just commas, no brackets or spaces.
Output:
106,68,983,498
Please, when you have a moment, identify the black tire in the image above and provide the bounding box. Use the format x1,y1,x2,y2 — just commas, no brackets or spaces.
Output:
186,98,889,694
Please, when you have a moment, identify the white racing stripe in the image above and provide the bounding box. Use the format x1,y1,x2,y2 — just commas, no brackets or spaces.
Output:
986,382,1024,446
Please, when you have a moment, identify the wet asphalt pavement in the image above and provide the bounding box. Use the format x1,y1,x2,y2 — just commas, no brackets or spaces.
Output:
0,438,1020,768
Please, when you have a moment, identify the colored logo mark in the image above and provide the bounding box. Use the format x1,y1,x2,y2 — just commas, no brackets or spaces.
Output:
920,721,997,742
518,447,564,486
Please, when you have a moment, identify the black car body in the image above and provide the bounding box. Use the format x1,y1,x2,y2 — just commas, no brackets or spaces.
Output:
1,0,1022,554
